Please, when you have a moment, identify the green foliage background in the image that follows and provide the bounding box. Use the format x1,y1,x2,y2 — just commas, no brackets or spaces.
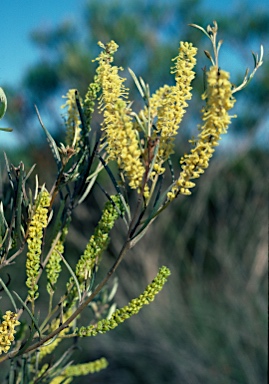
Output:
1,1,267,383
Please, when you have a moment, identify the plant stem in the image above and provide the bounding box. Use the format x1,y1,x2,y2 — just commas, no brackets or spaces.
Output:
1,238,131,361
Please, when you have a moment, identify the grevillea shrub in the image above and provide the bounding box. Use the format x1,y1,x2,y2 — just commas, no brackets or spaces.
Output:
0,22,263,383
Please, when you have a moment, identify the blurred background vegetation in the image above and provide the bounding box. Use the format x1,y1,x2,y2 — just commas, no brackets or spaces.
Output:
1,0,268,383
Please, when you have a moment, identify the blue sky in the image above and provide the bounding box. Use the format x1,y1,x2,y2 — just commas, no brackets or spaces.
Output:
1,0,268,149
1,0,268,87
1,1,84,86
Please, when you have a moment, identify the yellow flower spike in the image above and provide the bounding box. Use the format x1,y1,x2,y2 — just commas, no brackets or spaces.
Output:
26,189,51,303
76,266,170,337
61,89,83,148
50,377,72,384
46,227,68,295
84,77,101,131
64,357,108,376
67,195,124,297
95,41,145,190
0,311,20,355
50,358,108,383
168,66,236,200
158,41,197,143
46,238,64,295
141,42,197,177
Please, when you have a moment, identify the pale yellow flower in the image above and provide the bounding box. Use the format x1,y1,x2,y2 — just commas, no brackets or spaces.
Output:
168,66,236,200
0,311,20,355
26,189,51,301
142,42,197,178
96,41,145,190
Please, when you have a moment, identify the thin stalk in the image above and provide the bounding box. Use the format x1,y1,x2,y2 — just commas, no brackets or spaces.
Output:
0,238,131,361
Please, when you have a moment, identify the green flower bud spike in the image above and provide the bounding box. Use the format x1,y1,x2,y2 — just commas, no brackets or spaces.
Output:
76,266,171,337
0,87,7,120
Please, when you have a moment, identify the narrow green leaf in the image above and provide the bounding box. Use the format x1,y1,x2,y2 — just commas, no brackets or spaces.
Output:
0,127,13,132
14,322,36,357
41,346,74,379
75,90,88,145
252,51,258,67
132,182,173,241
12,291,42,339
97,155,122,196
0,277,18,312
35,105,62,170
8,360,15,384
189,23,210,38
14,162,24,244
58,251,82,303
167,157,175,183
24,164,36,182
0,202,9,245
128,68,145,99
147,138,160,177
50,199,66,239
3,152,14,189
95,155,131,222
78,162,103,205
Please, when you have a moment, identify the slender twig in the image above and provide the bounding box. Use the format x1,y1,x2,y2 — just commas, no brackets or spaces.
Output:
0,244,25,268
0,238,131,361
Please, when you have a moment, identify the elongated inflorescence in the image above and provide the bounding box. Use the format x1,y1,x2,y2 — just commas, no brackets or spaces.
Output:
145,42,197,177
50,358,108,383
0,311,20,355
66,195,125,300
46,226,69,295
26,189,51,302
167,66,236,199
76,266,170,337
95,41,145,190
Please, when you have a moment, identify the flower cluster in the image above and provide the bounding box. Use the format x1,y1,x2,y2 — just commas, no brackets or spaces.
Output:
140,42,197,177
83,75,101,132
46,227,68,295
50,358,108,383
167,66,236,199
67,195,124,297
96,41,145,190
61,89,83,148
26,189,51,302
76,266,170,337
0,311,20,355
46,238,64,295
